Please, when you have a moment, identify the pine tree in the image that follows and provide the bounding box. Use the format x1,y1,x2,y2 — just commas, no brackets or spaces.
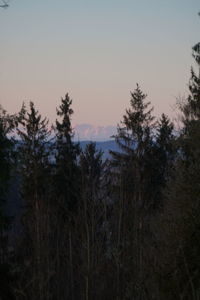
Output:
150,113,175,209
79,142,106,300
110,84,155,299
0,106,15,300
0,106,13,245
176,40,200,299
16,102,52,300
54,93,80,212
141,113,176,298
53,93,80,300
160,37,200,299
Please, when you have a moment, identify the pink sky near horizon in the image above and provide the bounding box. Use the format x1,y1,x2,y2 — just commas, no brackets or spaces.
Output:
0,0,199,126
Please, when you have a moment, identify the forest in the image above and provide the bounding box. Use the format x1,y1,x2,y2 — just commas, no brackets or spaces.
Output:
0,28,200,300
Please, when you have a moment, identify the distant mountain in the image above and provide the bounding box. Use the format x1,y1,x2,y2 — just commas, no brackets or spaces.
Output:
74,124,117,141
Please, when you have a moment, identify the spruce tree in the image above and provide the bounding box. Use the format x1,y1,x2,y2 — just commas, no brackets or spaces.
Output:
53,93,80,300
0,106,15,300
79,142,106,300
110,84,155,299
176,40,200,298
0,106,13,242
141,113,176,298
16,102,52,300
161,37,200,299
150,113,175,209
54,93,80,212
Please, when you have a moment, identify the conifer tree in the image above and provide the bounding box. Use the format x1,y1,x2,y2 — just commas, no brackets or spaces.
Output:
141,113,176,298
79,142,106,300
110,84,155,299
161,37,200,299
16,102,52,300
149,113,175,209
54,93,80,212
53,93,80,300
0,106,15,300
176,40,200,299
0,106,14,247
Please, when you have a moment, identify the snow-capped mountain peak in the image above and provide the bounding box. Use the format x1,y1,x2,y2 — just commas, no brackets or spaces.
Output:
73,124,117,141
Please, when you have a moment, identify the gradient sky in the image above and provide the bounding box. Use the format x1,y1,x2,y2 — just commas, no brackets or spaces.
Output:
0,0,199,126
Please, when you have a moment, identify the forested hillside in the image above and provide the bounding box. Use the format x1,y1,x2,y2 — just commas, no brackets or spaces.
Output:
0,38,200,300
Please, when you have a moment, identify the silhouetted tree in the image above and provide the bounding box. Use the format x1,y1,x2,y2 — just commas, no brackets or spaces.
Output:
0,106,15,300
78,142,107,300
160,37,200,299
53,93,80,300
16,102,52,300
110,84,155,299
0,0,9,9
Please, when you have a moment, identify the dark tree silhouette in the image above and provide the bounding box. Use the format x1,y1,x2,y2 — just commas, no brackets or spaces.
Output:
0,0,9,9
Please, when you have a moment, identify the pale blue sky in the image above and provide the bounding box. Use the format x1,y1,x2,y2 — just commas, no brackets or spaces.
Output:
0,0,199,125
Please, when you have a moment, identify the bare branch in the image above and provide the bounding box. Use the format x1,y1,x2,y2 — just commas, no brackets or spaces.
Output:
0,0,9,9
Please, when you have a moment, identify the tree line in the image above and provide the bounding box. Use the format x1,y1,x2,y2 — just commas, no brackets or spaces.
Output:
0,39,200,300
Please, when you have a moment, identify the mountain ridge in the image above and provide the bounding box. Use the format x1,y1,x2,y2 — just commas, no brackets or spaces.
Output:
74,123,117,141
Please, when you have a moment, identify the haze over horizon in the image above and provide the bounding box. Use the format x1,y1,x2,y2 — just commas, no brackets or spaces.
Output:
74,123,117,141
0,0,199,126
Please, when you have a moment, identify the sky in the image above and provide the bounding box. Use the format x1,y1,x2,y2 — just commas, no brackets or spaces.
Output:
0,0,199,126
